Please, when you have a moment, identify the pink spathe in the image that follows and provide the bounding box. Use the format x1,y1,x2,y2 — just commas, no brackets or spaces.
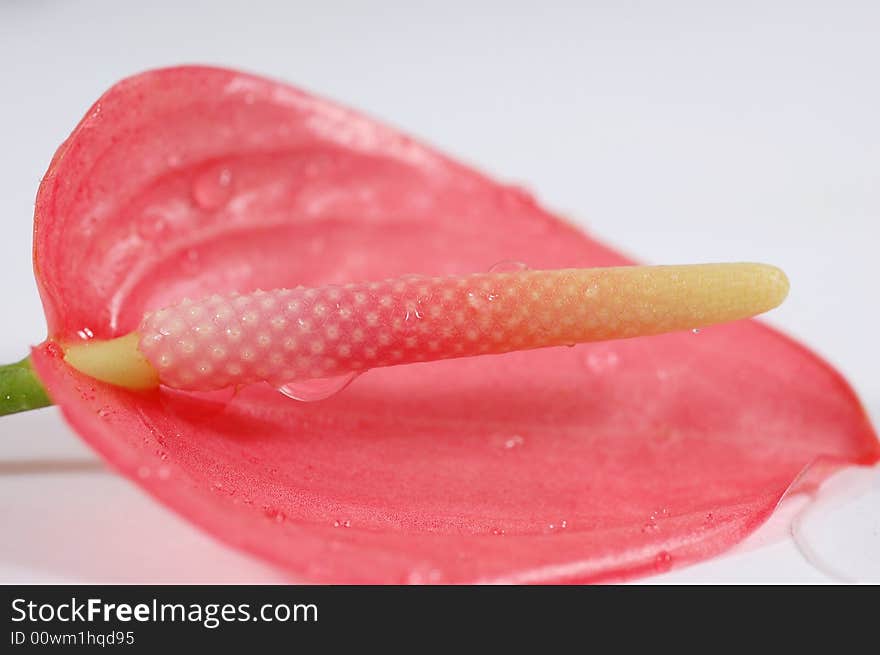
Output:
28,66,879,583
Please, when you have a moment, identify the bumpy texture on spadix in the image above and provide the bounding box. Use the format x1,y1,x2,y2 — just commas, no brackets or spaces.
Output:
28,67,879,584
131,264,788,391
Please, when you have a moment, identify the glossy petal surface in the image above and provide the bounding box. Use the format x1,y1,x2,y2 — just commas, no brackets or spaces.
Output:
30,67,879,583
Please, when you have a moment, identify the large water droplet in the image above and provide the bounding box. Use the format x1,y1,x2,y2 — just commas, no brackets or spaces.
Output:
159,386,237,423
489,260,529,273
792,465,880,582
277,372,360,402
192,167,233,210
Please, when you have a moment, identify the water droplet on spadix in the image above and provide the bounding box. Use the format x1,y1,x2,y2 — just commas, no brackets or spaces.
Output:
277,372,360,402
488,260,529,273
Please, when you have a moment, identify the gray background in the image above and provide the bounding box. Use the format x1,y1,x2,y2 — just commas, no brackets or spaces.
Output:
0,1,877,582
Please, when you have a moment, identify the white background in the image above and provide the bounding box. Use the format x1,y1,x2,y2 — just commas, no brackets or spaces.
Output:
0,1,877,583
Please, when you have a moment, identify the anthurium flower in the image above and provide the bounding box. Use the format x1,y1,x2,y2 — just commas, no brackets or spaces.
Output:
4,66,877,583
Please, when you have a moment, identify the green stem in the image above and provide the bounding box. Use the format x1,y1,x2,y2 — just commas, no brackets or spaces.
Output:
0,356,53,416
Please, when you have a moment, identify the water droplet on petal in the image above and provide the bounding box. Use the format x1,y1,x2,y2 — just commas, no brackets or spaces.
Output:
792,465,880,583
263,506,287,523
406,567,443,584
503,435,525,449
136,211,169,240
583,350,619,373
192,167,233,210
691,328,701,335
180,248,201,274
489,260,529,273
544,520,567,533
654,551,673,571
159,386,237,423
277,372,360,402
